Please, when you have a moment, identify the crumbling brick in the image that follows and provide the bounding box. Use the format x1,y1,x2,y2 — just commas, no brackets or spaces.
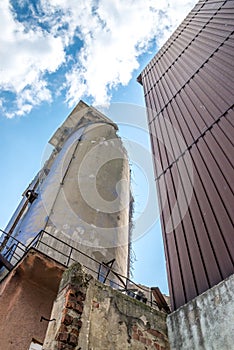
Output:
58,324,68,333
67,288,76,297
69,333,78,346
140,336,146,344
66,301,76,309
66,295,77,304
147,329,165,340
57,341,73,350
56,332,69,343
146,338,152,346
132,332,139,341
61,313,73,326
74,302,83,313
73,318,82,329
76,291,86,302
62,308,69,316
71,328,79,337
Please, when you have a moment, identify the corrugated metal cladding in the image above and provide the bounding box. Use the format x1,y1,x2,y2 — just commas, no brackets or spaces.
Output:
139,0,234,310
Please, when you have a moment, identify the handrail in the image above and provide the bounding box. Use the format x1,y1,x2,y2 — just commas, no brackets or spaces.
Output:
29,230,102,265
28,231,129,291
0,229,27,249
0,228,170,312
28,230,147,292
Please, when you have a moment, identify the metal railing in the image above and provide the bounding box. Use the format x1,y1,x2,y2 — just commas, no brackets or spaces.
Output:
0,229,27,265
0,229,170,313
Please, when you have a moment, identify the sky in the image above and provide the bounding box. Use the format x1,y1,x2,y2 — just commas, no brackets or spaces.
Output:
0,0,197,294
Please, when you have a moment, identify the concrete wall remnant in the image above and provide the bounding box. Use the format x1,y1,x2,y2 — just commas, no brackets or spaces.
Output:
43,262,169,350
167,273,234,349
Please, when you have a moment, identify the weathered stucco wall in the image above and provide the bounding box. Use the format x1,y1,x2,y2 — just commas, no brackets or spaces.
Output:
40,120,131,281
0,250,64,350
43,263,169,350
167,273,234,349
5,101,131,285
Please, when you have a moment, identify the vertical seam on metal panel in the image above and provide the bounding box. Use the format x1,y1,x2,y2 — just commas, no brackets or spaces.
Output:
152,57,201,297
142,71,178,297
160,84,212,291
188,151,224,279
156,180,176,310
181,156,212,288
144,2,227,90
161,170,188,307
154,106,234,180
165,97,214,288
147,60,188,306
149,63,172,170
175,78,234,195
194,143,234,266
142,0,211,78
156,61,211,291
205,130,234,194
218,116,234,145
147,30,234,125
152,105,234,268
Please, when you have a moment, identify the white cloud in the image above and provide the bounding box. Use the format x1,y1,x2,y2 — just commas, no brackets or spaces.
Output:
0,0,65,117
0,0,197,117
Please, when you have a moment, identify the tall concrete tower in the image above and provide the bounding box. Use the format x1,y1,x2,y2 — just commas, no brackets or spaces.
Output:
138,0,234,310
1,101,131,282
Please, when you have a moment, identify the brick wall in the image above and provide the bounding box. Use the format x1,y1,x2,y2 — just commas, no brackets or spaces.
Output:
131,324,168,349
55,286,85,349
43,263,169,350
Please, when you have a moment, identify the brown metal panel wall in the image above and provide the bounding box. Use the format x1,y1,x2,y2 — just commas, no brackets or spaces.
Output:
140,0,234,310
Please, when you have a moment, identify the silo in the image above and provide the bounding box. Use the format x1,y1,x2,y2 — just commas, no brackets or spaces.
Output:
1,101,131,284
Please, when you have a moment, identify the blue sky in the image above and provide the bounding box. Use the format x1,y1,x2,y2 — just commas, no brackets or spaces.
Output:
0,0,197,294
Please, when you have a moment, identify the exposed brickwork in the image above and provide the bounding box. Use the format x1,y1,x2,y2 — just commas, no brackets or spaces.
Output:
43,263,169,350
61,313,73,326
131,324,169,350
56,286,86,350
147,328,165,339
